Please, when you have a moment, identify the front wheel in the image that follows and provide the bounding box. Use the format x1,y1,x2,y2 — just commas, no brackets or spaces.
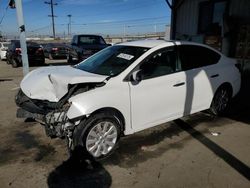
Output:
210,86,231,115
72,112,122,160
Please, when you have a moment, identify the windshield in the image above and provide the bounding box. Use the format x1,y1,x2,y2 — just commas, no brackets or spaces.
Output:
75,45,149,76
79,36,105,45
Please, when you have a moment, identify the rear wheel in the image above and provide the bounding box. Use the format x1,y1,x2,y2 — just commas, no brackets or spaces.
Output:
11,59,18,68
210,86,231,115
6,59,10,64
48,53,53,60
72,111,122,160
67,54,73,64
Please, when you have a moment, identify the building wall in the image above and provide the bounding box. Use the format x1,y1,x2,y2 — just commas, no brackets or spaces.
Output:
175,0,206,38
174,0,250,38
229,0,250,23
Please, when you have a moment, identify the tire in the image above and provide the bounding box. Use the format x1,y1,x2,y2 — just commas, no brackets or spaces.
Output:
11,59,18,68
48,53,53,60
67,54,73,64
40,58,46,66
210,86,231,116
72,111,122,161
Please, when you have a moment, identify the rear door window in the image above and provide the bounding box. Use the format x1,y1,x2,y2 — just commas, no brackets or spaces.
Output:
178,45,221,71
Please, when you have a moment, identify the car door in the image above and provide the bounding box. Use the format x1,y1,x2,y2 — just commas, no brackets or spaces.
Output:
129,47,187,132
177,45,221,114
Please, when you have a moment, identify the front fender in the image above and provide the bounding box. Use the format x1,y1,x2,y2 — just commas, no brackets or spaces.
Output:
67,100,93,119
66,87,129,119
66,82,133,135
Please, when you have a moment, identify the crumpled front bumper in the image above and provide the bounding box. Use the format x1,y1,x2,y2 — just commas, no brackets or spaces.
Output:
16,108,44,120
15,89,57,121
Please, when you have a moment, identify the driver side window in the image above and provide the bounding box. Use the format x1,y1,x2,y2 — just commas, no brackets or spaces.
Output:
140,47,178,80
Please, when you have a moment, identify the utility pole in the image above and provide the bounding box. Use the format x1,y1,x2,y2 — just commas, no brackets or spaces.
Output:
10,0,29,76
123,24,126,39
67,14,72,37
45,0,57,39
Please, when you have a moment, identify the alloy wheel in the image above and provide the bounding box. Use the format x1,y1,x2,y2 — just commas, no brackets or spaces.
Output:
86,121,118,157
214,88,229,113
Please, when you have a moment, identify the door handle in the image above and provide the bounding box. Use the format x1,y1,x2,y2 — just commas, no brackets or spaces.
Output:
210,74,219,78
173,82,185,87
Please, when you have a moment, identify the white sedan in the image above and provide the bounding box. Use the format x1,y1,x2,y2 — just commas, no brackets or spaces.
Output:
0,42,10,60
16,40,241,160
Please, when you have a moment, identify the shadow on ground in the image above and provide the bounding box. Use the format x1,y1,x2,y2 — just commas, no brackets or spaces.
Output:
0,127,57,166
174,119,250,181
227,75,250,124
103,113,228,168
47,154,112,188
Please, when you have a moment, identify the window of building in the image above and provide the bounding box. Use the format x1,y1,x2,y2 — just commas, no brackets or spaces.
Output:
198,0,227,34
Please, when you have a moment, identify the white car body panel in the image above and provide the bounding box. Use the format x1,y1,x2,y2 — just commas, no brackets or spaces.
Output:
0,50,7,60
0,42,9,60
129,71,187,132
20,66,108,102
67,80,134,135
19,40,241,136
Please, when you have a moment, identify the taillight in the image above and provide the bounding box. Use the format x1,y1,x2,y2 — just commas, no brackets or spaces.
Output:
52,47,58,51
36,47,43,54
15,48,22,54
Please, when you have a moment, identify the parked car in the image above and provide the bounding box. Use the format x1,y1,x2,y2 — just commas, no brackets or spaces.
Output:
67,34,110,64
0,42,10,60
43,43,68,59
15,40,241,160
7,40,45,68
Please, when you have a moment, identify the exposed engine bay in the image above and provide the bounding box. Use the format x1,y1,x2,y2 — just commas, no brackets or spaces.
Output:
15,82,105,148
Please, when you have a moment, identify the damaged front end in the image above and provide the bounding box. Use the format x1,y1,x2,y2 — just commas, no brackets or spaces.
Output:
15,82,103,143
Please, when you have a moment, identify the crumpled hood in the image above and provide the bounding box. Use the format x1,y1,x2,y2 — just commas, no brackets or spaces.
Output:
20,66,108,102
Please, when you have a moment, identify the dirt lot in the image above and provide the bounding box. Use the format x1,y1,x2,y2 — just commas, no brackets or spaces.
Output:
0,59,249,188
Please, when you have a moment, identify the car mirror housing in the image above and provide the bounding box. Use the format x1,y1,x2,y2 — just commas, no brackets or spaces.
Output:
131,70,142,83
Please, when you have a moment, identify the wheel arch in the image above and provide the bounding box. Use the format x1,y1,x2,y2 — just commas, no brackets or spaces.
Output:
216,82,233,98
210,82,233,115
89,107,126,134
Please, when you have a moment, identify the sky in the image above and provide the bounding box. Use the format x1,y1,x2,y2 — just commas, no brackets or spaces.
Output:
0,0,171,37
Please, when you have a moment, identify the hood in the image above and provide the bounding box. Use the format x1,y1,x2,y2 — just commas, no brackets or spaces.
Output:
20,66,108,102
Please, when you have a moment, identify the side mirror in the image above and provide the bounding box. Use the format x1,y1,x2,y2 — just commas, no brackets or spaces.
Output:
131,70,142,83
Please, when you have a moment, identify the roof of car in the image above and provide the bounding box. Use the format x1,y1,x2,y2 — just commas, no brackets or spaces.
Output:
77,34,103,37
116,39,221,53
118,39,168,48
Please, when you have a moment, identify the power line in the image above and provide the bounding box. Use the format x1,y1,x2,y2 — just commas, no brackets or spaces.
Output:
0,4,9,25
57,16,169,27
28,25,51,32
78,16,169,26
60,0,163,19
